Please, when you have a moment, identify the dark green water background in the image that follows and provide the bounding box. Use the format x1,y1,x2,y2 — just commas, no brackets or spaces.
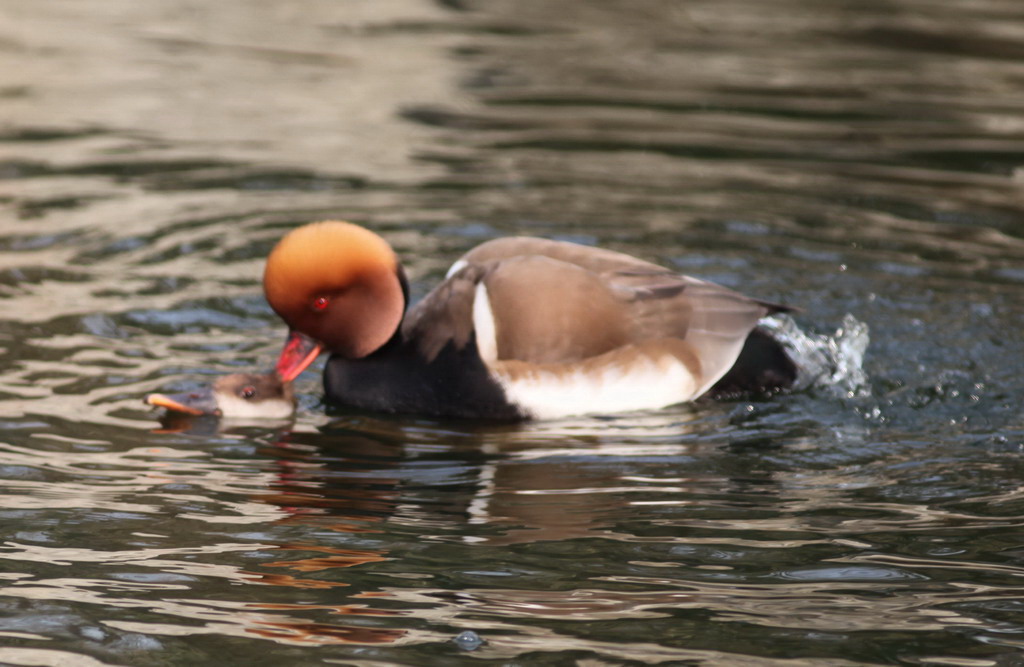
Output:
1,0,1023,664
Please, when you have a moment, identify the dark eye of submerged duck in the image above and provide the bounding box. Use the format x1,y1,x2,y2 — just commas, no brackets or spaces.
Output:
241,386,257,399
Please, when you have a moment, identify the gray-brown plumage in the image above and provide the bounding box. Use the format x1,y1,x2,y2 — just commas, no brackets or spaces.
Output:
403,237,788,401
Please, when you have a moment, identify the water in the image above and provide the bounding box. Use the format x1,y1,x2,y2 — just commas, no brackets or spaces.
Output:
1,0,1024,664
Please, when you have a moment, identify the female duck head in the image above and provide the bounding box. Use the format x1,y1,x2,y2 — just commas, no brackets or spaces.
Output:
145,372,295,419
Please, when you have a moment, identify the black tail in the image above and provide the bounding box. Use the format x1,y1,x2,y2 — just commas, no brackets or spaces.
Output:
708,326,798,399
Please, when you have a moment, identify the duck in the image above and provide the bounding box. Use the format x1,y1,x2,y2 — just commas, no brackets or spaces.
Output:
145,372,295,419
263,221,797,420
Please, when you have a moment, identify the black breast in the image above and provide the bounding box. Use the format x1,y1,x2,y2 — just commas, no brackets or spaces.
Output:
323,335,525,420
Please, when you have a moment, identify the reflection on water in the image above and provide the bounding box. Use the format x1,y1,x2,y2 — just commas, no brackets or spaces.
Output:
1,0,1024,664
6,410,1023,663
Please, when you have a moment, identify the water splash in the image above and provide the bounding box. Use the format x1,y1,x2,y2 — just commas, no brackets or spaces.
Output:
762,313,870,398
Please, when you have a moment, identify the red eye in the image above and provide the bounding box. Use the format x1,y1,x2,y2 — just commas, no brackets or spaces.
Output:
241,386,256,399
313,296,330,311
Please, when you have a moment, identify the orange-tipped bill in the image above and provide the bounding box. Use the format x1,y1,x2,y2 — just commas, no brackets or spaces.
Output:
276,329,323,382
145,389,219,416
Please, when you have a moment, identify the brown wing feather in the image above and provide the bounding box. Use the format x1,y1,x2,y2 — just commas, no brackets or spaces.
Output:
458,236,669,275
481,255,633,363
401,264,481,362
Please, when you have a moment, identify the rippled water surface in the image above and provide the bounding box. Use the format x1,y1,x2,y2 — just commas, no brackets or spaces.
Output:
2,0,1024,664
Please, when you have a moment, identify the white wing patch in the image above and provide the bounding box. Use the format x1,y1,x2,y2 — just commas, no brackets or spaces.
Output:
491,351,700,420
472,282,499,363
445,258,469,279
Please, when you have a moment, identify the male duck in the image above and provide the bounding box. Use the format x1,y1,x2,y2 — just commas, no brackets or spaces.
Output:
264,221,796,420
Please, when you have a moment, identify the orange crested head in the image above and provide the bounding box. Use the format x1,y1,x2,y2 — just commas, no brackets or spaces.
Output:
263,221,405,363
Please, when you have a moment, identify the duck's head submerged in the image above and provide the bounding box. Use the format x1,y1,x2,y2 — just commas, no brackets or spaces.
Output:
263,221,406,382
145,372,295,419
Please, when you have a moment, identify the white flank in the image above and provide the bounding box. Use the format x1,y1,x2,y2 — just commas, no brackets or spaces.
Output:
445,258,468,279
472,282,499,362
215,394,295,419
494,354,700,420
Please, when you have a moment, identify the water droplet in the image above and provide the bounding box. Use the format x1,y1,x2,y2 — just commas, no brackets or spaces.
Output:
454,630,484,651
